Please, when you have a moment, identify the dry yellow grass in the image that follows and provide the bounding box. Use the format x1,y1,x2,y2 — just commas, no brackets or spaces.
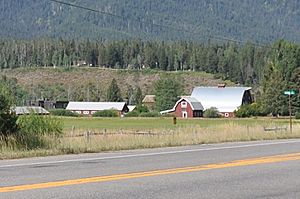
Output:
1,123,300,159
58,123,300,154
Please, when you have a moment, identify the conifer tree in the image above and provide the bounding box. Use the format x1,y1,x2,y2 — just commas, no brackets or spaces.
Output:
106,79,123,102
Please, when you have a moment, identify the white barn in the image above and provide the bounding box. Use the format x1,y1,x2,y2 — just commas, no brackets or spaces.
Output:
191,87,252,117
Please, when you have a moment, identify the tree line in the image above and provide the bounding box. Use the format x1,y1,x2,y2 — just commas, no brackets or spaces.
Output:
0,38,270,86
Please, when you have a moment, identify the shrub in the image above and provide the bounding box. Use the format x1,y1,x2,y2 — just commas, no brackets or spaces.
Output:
125,105,150,117
0,85,19,136
125,111,140,117
295,112,300,119
204,107,220,118
93,110,119,117
139,112,160,117
135,105,149,113
50,109,79,117
17,114,63,149
235,103,267,118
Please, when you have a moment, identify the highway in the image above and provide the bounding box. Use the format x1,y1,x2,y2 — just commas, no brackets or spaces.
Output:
1,139,300,198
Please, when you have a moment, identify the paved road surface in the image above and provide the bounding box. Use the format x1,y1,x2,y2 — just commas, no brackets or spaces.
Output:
1,139,300,198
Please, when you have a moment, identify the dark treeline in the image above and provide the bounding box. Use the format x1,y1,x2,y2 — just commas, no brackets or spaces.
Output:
0,39,270,86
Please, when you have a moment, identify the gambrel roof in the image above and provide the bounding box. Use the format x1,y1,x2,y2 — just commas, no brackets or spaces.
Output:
160,97,203,114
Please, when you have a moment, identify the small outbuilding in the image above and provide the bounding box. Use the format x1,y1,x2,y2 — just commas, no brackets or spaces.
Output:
142,95,155,111
66,102,129,117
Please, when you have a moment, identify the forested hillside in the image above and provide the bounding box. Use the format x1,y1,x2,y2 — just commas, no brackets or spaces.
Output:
1,0,300,42
0,39,269,86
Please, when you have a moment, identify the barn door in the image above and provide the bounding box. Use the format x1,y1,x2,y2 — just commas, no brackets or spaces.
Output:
182,111,187,118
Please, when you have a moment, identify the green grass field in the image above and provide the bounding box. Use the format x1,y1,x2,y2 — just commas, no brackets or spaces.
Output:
61,117,294,132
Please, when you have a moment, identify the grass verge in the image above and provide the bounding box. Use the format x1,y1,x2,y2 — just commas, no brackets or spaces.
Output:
1,118,300,159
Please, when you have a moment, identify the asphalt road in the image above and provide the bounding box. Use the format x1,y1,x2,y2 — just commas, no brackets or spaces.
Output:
1,139,300,199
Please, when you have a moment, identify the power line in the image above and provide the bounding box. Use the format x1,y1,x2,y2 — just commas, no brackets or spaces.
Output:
49,0,271,48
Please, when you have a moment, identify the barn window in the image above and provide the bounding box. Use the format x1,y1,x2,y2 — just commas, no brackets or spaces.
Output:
224,113,229,118
181,101,187,108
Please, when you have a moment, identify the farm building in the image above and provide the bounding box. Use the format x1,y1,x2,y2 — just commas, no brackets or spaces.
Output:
161,86,252,118
14,106,49,115
142,95,155,111
160,97,204,118
66,102,129,117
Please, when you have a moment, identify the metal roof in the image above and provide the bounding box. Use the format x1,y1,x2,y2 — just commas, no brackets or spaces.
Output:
172,97,204,111
191,87,252,112
14,106,49,115
66,102,127,111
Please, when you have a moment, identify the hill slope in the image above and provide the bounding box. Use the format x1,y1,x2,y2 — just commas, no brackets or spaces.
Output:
3,68,234,102
1,0,300,42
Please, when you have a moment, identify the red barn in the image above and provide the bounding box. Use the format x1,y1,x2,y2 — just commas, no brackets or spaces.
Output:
161,97,204,118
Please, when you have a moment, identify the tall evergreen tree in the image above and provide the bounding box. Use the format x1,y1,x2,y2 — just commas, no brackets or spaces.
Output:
154,76,183,111
134,86,143,105
106,79,123,102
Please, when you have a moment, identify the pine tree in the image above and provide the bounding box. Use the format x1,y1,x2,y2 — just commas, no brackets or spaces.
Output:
106,79,123,102
154,76,182,111
134,87,143,105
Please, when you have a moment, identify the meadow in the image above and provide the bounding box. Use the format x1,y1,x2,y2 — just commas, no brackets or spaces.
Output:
1,117,300,159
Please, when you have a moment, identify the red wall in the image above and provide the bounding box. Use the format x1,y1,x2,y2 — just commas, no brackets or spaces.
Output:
174,99,194,118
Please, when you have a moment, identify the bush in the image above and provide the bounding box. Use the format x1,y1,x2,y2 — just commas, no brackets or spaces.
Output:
125,105,150,117
125,111,140,117
235,103,267,118
17,114,63,149
295,112,300,119
139,112,160,117
50,109,79,117
204,107,220,118
134,105,149,113
93,110,119,117
0,85,19,136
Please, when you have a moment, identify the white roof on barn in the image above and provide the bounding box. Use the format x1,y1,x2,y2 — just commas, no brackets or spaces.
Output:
173,97,204,111
14,106,49,115
191,87,252,112
66,102,127,111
